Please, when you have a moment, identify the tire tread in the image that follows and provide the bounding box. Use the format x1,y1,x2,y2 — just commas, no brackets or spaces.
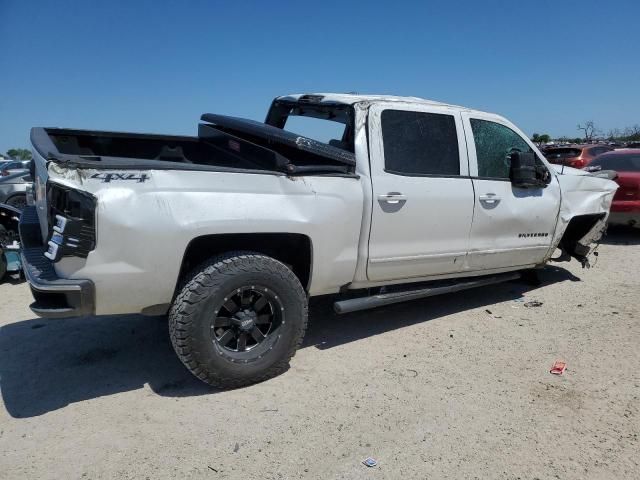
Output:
168,251,308,388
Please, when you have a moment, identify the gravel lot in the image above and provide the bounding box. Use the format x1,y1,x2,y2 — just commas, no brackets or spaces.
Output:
1,228,638,480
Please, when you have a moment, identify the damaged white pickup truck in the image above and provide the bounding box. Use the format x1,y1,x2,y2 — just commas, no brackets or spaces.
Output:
22,93,617,387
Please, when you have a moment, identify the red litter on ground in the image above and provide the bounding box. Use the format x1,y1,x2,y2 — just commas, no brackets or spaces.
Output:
550,361,567,375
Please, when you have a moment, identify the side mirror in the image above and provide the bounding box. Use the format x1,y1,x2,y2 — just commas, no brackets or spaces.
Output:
509,151,543,188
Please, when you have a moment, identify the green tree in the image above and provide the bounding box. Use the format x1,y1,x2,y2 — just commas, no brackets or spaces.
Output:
5,148,32,160
538,134,551,144
531,133,550,146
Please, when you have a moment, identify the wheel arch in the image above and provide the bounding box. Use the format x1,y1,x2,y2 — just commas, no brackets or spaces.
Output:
175,232,313,296
557,213,606,261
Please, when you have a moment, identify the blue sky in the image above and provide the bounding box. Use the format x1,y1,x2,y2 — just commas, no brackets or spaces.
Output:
1,0,639,153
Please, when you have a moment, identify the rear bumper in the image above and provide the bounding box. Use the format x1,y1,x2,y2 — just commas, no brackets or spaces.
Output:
19,206,95,318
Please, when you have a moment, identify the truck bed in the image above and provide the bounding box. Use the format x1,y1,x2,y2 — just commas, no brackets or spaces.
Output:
30,115,356,175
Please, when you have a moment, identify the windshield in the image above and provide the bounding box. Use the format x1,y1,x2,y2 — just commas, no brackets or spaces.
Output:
590,153,640,171
2,161,25,170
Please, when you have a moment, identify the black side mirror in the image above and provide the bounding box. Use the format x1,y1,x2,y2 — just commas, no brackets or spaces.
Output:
509,151,542,188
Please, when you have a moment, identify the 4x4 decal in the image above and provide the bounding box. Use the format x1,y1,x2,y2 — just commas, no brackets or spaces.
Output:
91,172,150,183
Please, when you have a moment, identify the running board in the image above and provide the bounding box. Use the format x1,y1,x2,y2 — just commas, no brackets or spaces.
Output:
333,272,521,314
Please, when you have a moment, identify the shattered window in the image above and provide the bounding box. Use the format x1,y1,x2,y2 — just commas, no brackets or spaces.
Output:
470,119,532,178
381,110,460,176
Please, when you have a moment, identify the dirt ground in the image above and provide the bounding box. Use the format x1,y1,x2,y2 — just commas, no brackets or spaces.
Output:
1,228,638,480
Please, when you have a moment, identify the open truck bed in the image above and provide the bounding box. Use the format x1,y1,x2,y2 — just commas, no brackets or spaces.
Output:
30,115,356,175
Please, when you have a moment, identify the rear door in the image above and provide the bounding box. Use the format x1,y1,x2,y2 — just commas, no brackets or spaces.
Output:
462,112,560,270
366,103,475,281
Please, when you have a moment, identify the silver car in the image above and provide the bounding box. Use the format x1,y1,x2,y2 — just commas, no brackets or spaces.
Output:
0,165,32,210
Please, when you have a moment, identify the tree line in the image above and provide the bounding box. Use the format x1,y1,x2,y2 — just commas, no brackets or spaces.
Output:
532,121,640,145
3,149,32,160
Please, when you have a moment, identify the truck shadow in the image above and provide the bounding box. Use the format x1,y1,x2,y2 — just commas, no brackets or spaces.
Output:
0,266,578,418
302,266,579,350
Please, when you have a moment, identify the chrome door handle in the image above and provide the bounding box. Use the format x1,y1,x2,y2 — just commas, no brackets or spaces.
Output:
378,193,407,204
479,193,501,204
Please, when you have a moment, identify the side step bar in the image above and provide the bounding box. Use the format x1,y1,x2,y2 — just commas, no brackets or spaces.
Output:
333,272,521,314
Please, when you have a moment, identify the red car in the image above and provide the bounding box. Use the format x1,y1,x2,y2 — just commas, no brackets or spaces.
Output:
544,144,613,169
588,149,640,228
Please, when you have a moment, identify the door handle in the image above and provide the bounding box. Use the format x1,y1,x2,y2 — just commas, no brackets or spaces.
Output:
378,193,407,204
479,193,501,204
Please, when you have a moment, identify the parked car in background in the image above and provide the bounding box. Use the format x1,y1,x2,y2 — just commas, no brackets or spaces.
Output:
625,142,640,148
544,144,613,169
1,160,31,176
0,203,22,281
587,149,640,228
0,169,32,210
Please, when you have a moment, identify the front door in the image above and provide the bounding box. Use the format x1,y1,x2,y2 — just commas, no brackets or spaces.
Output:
366,103,475,282
462,113,560,270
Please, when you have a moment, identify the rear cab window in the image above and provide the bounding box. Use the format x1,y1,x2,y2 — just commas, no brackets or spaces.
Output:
590,153,640,171
265,97,355,153
380,109,460,176
545,148,582,161
589,146,612,157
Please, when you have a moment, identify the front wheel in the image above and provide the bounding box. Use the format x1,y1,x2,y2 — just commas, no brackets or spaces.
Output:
168,252,308,388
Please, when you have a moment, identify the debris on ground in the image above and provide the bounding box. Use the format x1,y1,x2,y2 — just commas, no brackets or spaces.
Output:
485,309,492,314
524,301,543,308
514,297,525,303
233,443,239,453
362,457,378,467
550,361,567,375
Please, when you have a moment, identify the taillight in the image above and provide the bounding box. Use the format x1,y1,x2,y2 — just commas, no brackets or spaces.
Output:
569,158,585,168
44,183,97,262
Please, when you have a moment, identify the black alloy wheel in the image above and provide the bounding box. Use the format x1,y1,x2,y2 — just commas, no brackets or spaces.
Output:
211,286,284,354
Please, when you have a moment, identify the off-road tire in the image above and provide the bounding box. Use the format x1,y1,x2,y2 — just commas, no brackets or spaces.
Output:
168,252,308,388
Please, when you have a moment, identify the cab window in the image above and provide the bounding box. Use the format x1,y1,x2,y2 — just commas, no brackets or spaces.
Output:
470,119,533,179
381,109,460,176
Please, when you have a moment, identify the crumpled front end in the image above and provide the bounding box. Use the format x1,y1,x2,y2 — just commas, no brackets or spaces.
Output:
548,166,618,267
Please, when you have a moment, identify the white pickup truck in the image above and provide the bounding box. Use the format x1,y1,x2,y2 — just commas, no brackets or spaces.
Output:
22,93,617,388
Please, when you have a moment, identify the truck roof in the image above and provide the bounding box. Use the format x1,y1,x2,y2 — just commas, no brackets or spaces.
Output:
276,92,475,112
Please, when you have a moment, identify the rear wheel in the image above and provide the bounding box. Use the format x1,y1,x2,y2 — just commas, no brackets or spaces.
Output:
168,252,308,388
